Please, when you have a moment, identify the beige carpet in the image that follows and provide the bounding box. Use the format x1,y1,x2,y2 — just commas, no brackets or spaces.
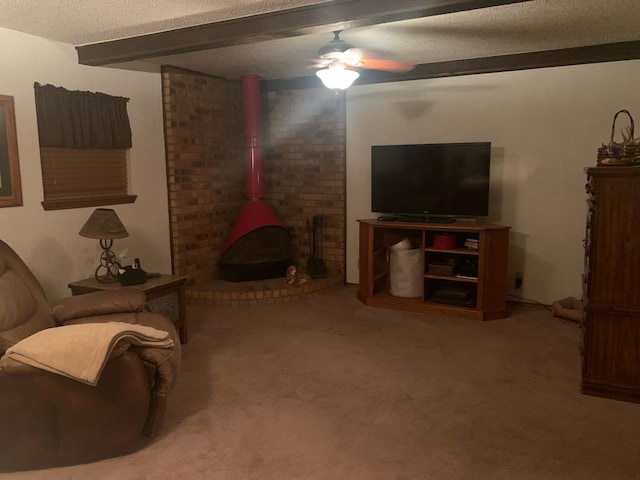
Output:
5,286,640,479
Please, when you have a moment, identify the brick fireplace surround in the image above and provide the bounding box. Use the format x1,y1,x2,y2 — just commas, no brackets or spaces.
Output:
161,67,346,306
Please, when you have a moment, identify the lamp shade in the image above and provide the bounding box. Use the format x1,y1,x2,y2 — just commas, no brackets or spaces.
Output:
316,65,360,90
79,208,129,239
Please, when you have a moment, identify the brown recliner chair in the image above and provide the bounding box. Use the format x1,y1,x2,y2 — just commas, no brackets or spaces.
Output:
0,239,180,472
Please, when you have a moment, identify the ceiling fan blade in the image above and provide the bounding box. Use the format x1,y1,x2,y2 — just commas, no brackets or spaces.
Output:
314,34,415,74
311,58,332,69
347,48,415,72
357,57,416,73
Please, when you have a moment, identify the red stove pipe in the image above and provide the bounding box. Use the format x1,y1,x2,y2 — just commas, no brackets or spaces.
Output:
222,74,283,252
242,74,263,200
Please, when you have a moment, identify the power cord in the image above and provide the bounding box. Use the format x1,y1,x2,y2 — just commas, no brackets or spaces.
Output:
507,294,552,311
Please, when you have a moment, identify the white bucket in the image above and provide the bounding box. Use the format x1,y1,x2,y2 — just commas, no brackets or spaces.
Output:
389,245,422,299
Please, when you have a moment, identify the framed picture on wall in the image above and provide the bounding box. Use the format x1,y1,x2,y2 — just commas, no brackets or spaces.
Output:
0,94,22,208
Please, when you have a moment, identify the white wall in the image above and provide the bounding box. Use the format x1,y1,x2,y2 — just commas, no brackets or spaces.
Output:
0,28,170,301
346,60,640,304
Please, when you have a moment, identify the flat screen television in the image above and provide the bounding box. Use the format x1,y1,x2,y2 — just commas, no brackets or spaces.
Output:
371,142,491,218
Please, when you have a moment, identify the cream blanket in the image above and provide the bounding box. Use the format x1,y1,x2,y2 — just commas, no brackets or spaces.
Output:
1,322,173,386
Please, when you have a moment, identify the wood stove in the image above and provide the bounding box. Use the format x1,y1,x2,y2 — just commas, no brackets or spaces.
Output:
218,75,292,282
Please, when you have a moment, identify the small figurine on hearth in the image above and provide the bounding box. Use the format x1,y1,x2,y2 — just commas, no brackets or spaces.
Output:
285,265,312,285
285,265,297,284
296,272,311,284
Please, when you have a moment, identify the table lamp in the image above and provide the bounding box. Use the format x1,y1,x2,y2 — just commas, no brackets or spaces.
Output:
79,208,129,283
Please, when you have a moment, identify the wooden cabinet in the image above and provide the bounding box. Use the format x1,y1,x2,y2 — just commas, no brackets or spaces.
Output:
582,166,640,403
357,219,510,320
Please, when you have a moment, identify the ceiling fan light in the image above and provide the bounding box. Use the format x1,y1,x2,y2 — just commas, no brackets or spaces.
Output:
316,65,360,90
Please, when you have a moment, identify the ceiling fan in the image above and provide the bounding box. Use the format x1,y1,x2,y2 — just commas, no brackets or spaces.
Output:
314,31,416,89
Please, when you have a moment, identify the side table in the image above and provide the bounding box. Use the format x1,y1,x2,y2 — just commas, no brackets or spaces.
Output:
68,274,188,344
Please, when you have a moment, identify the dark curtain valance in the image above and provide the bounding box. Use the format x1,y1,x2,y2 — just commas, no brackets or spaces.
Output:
34,82,132,149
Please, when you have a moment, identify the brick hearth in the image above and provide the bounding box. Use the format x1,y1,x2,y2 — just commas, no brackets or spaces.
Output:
186,274,344,307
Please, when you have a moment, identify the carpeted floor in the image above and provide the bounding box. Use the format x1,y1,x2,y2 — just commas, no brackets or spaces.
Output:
5,286,640,479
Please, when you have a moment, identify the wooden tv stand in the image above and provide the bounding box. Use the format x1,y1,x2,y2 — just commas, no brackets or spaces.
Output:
357,219,510,320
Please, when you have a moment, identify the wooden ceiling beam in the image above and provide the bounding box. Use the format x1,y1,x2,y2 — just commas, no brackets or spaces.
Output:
76,0,532,66
262,40,640,91
357,40,640,84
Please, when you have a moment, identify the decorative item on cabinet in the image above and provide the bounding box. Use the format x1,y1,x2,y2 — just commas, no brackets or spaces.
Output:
596,109,640,166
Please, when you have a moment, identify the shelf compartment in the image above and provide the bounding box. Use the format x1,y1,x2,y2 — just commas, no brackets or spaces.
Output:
359,290,499,321
424,273,478,283
373,272,388,282
425,247,479,255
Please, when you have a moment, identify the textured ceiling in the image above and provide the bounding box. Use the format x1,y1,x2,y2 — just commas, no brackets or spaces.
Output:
1,0,639,81
0,0,330,44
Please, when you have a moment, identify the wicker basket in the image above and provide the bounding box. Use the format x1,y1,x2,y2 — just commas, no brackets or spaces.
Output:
427,259,457,276
597,109,640,166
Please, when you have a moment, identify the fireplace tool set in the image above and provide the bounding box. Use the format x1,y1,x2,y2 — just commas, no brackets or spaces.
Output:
307,215,328,278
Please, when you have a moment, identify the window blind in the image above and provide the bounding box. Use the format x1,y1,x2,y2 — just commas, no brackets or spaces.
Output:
40,147,136,210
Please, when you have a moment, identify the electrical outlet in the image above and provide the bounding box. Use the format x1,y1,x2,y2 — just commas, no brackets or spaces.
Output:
515,272,523,289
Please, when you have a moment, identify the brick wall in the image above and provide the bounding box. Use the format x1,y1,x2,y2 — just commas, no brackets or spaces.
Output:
162,67,244,283
162,68,346,283
264,88,346,277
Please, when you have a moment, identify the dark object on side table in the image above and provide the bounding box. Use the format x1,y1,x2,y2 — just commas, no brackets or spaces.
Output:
119,258,147,286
